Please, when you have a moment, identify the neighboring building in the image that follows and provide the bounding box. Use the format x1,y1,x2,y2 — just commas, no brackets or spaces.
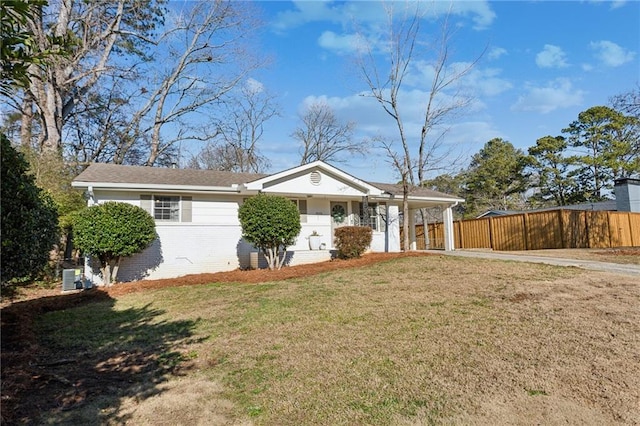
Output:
476,201,618,219
615,178,640,212
477,178,640,219
72,161,463,285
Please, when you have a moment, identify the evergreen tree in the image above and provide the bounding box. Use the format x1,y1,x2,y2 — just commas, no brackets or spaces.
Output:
1,134,59,289
463,138,529,216
563,106,640,200
526,135,578,206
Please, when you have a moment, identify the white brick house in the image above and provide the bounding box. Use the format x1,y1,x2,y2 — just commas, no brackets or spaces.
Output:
72,161,463,284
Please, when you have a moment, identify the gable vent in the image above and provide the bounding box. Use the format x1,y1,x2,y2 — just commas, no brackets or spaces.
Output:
310,171,322,185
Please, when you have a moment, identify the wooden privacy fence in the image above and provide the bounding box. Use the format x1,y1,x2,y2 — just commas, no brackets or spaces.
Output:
423,209,640,251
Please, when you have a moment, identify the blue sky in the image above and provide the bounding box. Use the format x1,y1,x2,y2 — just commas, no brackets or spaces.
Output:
227,1,639,183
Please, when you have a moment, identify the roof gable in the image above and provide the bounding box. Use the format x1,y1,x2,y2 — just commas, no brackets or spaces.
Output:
243,161,383,196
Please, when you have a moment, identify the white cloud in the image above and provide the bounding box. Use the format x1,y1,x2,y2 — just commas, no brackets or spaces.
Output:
245,78,264,93
295,88,502,180
300,86,485,144
590,40,636,67
271,1,345,32
318,31,365,55
488,47,507,60
403,60,512,100
536,44,569,68
271,1,496,33
446,1,496,30
511,78,585,114
446,121,506,147
460,66,513,97
588,0,627,9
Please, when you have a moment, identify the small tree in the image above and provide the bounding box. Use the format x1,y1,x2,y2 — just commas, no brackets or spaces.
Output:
73,202,156,285
1,134,59,290
238,195,301,270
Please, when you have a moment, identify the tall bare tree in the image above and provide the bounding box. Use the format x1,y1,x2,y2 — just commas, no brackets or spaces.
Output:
189,78,277,172
356,1,479,250
293,100,362,165
133,1,263,166
5,0,264,169
17,0,164,152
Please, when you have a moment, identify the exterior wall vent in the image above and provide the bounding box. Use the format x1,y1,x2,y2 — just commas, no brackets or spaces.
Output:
310,171,322,185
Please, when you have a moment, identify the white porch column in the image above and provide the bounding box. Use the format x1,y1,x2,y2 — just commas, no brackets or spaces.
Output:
387,204,400,252
443,206,455,251
409,208,417,251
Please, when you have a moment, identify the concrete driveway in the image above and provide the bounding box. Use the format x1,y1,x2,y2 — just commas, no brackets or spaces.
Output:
426,249,640,277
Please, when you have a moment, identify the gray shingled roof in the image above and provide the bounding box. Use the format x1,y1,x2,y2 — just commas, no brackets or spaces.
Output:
73,163,462,201
368,181,463,200
74,163,267,187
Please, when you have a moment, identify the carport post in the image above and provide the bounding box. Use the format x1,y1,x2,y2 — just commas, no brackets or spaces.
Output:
409,208,417,250
443,205,455,251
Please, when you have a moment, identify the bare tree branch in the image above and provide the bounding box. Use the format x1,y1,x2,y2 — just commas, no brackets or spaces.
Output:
189,78,278,173
293,100,365,165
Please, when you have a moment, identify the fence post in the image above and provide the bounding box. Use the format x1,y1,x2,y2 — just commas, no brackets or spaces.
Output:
558,209,565,248
523,213,530,250
584,211,590,248
489,217,495,250
629,213,637,247
607,211,613,248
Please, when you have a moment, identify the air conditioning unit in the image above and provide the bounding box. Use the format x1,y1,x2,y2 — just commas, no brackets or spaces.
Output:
62,269,82,291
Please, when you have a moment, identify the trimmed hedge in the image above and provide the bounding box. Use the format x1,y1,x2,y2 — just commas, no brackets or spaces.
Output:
334,226,372,259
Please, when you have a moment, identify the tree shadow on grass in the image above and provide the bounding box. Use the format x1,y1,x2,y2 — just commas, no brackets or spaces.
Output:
1,289,201,425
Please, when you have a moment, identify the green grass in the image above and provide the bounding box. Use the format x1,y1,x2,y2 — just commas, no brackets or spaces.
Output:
33,255,640,425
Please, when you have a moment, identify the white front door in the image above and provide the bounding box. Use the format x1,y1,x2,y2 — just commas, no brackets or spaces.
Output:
330,201,348,247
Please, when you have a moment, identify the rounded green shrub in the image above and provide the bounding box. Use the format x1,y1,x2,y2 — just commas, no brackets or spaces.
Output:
238,194,301,270
73,202,156,285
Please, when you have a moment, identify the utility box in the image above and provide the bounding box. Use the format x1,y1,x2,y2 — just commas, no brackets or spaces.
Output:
62,269,82,291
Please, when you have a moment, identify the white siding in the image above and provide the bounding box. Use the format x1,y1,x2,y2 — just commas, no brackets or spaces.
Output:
83,190,401,284
192,195,242,224
93,190,140,206
369,204,400,252
87,224,252,284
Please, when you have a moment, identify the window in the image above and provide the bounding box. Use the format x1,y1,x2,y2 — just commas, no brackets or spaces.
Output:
290,199,308,223
354,202,379,231
154,196,180,221
140,195,192,222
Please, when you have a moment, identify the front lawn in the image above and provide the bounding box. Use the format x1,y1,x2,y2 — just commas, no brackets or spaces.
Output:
5,255,639,425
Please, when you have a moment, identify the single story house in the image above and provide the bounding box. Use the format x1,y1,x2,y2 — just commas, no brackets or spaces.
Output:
72,161,463,284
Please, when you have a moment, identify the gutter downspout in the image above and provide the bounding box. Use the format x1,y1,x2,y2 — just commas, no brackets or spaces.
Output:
87,186,96,206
